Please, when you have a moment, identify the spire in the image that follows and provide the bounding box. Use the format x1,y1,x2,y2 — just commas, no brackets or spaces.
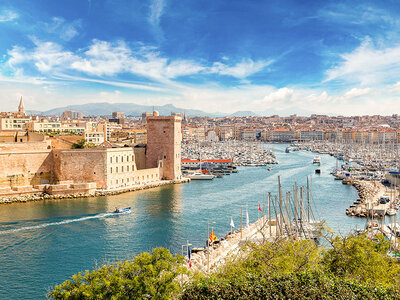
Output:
18,96,25,115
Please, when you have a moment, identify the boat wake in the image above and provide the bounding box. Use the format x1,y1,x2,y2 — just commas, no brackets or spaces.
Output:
0,212,115,235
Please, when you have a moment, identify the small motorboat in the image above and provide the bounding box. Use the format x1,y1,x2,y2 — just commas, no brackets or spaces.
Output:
315,168,321,174
268,166,273,171
113,207,131,214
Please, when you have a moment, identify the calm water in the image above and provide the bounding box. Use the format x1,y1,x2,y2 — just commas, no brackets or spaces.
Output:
0,144,363,299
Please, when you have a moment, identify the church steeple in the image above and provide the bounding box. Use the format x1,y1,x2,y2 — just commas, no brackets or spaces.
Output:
18,96,25,115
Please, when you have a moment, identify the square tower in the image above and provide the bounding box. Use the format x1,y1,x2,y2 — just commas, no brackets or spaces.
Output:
146,112,182,180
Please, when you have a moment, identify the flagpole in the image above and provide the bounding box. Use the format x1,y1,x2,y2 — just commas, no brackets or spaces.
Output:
207,221,216,273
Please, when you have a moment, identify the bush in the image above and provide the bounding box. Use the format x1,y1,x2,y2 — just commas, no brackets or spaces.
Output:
181,271,400,300
48,248,186,299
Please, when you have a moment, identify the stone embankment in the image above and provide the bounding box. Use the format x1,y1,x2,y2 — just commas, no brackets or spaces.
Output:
188,217,275,273
345,180,385,217
0,178,190,205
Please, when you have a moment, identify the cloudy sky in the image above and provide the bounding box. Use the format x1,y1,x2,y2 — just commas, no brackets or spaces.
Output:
1,0,400,115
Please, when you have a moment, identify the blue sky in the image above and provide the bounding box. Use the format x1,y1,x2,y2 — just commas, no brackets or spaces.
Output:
1,0,400,115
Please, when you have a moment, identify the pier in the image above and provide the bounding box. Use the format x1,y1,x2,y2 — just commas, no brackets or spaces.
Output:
185,176,324,273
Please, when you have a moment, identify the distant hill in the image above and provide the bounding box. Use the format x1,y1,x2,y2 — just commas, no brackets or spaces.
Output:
32,102,226,117
229,110,258,117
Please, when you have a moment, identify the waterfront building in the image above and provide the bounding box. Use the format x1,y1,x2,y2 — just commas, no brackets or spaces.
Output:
241,128,257,141
267,128,295,142
146,111,182,180
299,130,323,141
0,107,183,195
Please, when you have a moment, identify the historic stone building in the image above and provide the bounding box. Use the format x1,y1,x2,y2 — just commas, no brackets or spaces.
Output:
146,111,182,181
0,109,182,196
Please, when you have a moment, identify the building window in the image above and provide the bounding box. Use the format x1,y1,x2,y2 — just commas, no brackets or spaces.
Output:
116,167,118,173
110,157,113,163
110,167,112,173
122,166,124,172
164,155,166,159
127,166,129,172
116,157,118,163
122,156,124,162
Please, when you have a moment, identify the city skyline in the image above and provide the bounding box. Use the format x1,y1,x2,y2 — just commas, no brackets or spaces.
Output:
1,0,400,115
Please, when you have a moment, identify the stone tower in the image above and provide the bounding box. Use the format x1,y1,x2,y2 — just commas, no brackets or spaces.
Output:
18,96,25,115
146,111,182,180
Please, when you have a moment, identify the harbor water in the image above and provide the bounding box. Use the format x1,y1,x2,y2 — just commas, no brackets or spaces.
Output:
0,144,362,299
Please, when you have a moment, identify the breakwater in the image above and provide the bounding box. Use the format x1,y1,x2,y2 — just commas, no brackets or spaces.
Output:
0,178,190,204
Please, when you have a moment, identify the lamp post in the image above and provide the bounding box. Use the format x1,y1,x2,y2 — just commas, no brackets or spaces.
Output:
181,240,192,281
240,204,248,239
207,221,216,272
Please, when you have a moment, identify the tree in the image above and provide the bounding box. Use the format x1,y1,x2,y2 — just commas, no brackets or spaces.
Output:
322,233,400,286
71,139,86,149
49,248,186,299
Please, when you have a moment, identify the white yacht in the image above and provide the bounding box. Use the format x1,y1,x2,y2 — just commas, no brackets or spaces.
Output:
312,156,321,164
187,172,215,180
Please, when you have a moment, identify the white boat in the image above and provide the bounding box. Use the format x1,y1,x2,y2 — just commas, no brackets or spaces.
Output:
187,172,215,180
386,208,397,216
312,156,321,164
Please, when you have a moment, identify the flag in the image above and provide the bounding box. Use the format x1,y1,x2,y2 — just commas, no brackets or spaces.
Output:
246,208,250,228
209,229,218,244
187,245,192,268
230,217,235,228
258,203,262,212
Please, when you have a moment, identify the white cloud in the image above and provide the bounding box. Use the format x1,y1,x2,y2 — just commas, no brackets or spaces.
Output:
343,87,372,99
325,38,400,85
5,39,269,83
0,10,18,22
148,0,165,26
43,17,82,41
7,40,77,73
210,58,273,79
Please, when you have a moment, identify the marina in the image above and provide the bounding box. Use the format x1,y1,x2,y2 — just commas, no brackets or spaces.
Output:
182,141,278,166
0,144,371,298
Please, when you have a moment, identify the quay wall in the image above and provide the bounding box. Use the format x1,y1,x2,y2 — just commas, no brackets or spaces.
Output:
52,149,107,189
133,147,146,170
0,150,54,188
0,178,190,204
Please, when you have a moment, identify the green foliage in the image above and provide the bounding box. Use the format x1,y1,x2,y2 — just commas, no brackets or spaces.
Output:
181,271,400,300
182,234,400,299
322,233,400,286
71,139,86,149
217,238,322,280
48,248,186,300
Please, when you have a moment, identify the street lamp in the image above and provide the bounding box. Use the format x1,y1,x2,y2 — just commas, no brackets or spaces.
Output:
181,240,192,280
207,221,216,272
240,204,248,239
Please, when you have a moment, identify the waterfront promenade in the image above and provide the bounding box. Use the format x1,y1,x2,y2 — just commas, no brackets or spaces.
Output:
0,144,363,299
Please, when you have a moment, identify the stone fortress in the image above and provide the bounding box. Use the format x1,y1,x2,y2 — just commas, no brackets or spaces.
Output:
0,101,184,198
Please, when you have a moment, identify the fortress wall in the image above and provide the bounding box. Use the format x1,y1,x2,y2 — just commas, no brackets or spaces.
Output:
52,149,107,189
133,147,146,170
0,150,54,188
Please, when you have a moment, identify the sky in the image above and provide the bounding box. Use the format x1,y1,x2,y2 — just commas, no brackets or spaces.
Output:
1,0,400,116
